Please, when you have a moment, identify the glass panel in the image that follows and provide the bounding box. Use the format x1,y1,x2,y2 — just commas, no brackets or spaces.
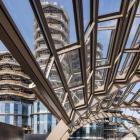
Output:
40,0,77,44
54,88,65,102
96,58,109,66
117,53,127,74
3,0,34,51
63,97,72,117
98,19,117,27
125,92,134,103
125,17,140,48
94,68,108,92
47,63,66,102
58,49,83,89
59,53,72,82
131,82,140,93
69,73,82,88
71,88,84,107
99,0,121,15
0,41,8,51
83,0,90,30
62,50,82,88
97,30,111,59
116,53,135,79
48,63,62,88
2,0,51,72
97,20,118,66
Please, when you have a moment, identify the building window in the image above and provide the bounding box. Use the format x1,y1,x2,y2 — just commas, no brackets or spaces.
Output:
14,103,18,114
47,114,52,133
5,103,10,113
5,116,10,124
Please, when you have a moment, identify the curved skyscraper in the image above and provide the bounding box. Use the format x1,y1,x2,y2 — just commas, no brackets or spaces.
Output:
0,51,35,133
34,1,69,70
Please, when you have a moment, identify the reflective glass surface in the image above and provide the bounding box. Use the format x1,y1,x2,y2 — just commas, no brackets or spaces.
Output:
32,100,57,134
0,101,31,127
99,0,121,15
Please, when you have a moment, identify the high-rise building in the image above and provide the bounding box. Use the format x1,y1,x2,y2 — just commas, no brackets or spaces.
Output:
0,51,35,133
32,1,69,134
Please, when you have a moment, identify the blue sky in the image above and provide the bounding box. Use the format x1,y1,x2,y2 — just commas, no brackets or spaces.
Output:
1,0,124,53
0,0,139,66
2,0,78,51
2,0,139,57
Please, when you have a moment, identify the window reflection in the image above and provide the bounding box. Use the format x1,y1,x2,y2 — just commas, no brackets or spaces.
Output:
0,101,31,128
99,0,121,15
31,100,57,134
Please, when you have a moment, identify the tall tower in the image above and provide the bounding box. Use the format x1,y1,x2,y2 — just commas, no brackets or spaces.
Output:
34,1,69,70
0,51,35,133
32,1,69,134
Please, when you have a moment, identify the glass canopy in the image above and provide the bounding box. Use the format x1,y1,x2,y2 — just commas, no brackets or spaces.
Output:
0,0,140,136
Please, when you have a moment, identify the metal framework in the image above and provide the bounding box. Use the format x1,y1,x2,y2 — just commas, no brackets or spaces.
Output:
0,0,140,139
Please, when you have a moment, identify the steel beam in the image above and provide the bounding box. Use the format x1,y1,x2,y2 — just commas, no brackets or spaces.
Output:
72,0,88,105
89,0,98,102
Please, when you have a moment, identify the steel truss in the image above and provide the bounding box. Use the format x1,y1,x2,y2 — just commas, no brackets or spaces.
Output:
0,0,140,139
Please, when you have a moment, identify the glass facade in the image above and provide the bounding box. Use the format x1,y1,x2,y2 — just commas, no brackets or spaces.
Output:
70,116,132,139
70,123,104,139
31,100,57,134
0,101,31,128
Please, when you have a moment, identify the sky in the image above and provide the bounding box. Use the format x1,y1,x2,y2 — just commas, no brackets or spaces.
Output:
1,0,125,53
1,0,139,57
0,0,140,108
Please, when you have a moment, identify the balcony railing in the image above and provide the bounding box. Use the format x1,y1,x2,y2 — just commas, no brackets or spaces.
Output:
49,25,68,38
45,15,68,29
0,70,30,79
0,80,30,89
0,60,19,66
35,45,47,52
0,89,35,99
